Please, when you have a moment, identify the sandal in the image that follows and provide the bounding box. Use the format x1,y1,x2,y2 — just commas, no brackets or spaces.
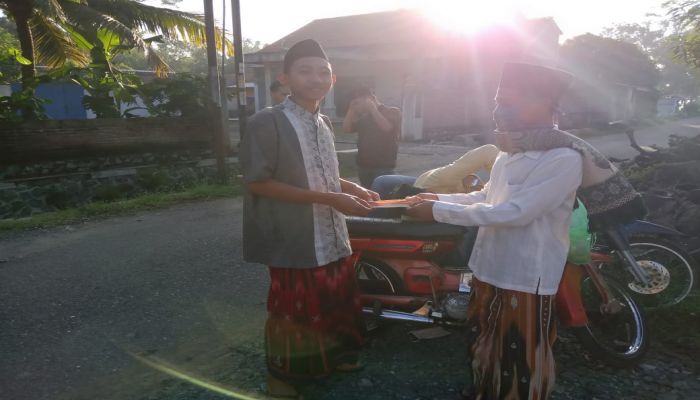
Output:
267,374,300,399
461,387,475,400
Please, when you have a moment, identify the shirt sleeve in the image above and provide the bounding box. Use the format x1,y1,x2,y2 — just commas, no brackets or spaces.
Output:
239,112,278,183
433,151,583,227
437,182,489,204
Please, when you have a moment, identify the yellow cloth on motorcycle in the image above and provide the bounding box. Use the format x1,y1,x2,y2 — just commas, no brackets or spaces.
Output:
568,199,592,264
414,145,499,193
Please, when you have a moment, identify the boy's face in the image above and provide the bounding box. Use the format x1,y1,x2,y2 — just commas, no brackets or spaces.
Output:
279,57,335,102
493,87,554,132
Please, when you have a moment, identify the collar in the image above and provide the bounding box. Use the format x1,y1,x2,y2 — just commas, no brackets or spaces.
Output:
282,97,319,121
505,151,543,165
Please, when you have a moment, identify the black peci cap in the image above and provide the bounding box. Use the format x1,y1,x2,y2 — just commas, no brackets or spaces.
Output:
283,39,329,72
498,62,574,102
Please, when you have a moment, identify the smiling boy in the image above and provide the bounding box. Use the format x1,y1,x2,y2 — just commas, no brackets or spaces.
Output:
240,39,379,398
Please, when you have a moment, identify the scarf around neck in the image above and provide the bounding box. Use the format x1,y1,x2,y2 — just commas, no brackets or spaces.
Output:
495,127,646,228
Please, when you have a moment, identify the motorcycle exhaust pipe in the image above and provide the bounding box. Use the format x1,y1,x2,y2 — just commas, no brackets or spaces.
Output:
362,307,434,324
360,294,429,308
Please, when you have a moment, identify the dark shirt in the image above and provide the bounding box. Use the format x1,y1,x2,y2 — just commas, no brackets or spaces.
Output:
240,98,351,268
355,105,401,168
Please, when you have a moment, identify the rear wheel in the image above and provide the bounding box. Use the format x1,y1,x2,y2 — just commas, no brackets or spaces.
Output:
572,275,649,368
354,258,405,331
355,258,404,295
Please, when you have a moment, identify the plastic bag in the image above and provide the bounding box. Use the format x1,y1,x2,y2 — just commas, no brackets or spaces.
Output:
568,200,592,264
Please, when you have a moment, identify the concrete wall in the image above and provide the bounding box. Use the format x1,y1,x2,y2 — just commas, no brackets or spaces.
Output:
0,150,238,220
0,117,214,164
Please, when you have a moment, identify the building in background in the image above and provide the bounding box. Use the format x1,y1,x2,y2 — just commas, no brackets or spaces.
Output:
246,9,562,140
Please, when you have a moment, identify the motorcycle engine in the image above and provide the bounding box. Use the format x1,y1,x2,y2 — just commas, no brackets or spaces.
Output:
442,293,470,321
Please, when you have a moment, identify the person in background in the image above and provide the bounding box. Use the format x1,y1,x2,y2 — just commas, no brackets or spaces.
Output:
342,85,402,188
269,80,291,106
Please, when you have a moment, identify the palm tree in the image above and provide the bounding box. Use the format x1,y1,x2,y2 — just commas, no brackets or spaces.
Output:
0,0,232,87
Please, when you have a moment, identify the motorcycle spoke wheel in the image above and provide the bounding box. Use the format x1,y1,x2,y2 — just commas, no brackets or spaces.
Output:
573,276,649,368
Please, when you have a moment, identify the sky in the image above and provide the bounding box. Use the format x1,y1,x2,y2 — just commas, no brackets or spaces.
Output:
145,0,667,44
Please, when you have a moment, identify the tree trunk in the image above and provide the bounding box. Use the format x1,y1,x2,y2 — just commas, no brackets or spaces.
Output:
5,0,36,85
4,0,37,118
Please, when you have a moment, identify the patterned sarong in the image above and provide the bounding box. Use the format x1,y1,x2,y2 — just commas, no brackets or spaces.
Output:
265,258,366,382
466,277,557,400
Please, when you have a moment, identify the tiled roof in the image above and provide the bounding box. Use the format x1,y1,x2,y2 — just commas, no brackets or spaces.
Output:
255,9,561,54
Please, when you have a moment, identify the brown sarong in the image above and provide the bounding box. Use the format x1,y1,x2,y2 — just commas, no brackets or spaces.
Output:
265,258,366,382
466,277,557,400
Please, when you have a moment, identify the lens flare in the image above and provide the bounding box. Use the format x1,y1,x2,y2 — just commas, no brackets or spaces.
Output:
420,1,519,34
130,351,261,400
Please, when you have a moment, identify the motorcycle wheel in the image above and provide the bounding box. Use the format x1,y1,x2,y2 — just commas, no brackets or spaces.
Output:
572,275,649,368
355,258,404,296
354,258,407,331
602,236,697,308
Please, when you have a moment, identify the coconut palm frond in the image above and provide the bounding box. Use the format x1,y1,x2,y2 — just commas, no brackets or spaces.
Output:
82,0,234,55
60,1,174,76
33,0,69,23
60,1,145,49
145,44,171,78
30,13,90,67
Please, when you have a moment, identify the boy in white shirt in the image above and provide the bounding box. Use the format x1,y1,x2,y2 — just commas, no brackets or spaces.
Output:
407,63,583,400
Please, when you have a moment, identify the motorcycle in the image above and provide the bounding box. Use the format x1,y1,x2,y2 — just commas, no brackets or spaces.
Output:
384,172,698,309
597,122,698,308
347,216,649,368
593,218,698,309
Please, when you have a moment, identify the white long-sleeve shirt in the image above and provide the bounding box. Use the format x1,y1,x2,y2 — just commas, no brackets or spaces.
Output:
433,148,583,295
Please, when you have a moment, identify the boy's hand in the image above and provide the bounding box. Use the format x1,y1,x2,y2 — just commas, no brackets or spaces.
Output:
344,182,380,202
327,193,372,217
405,200,436,221
405,193,438,205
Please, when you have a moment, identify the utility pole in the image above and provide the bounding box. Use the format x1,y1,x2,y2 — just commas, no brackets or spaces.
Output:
203,0,227,182
219,0,230,147
230,0,247,140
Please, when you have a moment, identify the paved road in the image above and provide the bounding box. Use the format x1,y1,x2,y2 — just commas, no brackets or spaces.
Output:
0,200,270,400
586,117,700,159
350,117,700,180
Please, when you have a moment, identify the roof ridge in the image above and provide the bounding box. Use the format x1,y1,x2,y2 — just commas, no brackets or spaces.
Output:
306,8,417,23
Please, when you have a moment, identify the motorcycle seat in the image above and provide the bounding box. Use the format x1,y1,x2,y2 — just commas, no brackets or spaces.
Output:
346,217,467,239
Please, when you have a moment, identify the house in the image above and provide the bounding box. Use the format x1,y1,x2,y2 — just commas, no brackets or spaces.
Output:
246,9,562,140
559,82,659,129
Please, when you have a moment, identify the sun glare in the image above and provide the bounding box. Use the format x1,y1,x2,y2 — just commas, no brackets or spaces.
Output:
420,2,519,34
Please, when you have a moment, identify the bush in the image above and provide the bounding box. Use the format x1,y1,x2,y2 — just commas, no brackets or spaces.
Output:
138,168,175,191
138,74,209,118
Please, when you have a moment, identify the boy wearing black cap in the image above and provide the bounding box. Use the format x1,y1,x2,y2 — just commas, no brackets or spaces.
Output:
406,63,585,400
240,39,379,398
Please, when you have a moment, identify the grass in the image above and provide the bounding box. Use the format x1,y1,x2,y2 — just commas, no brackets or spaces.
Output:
0,183,242,234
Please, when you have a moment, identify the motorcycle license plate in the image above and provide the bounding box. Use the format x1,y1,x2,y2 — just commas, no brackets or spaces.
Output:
459,272,473,293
